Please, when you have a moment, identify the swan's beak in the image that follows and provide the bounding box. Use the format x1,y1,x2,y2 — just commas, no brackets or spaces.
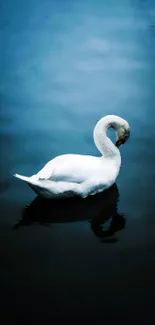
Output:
115,139,124,148
116,127,130,148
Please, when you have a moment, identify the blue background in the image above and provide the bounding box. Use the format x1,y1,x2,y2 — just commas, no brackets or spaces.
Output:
0,0,155,322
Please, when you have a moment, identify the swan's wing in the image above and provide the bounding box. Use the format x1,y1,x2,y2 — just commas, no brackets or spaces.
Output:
37,154,102,184
37,160,57,180
36,155,74,180
15,155,117,198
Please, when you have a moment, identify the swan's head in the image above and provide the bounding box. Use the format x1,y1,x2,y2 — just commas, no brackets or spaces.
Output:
115,119,130,148
93,115,130,155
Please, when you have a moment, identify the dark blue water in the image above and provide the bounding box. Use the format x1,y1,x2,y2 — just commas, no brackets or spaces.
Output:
1,0,155,322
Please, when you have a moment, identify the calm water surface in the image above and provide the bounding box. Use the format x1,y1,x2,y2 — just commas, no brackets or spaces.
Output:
0,0,155,322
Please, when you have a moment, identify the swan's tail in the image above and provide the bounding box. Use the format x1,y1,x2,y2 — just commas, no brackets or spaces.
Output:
14,173,39,189
13,173,49,197
14,173,31,182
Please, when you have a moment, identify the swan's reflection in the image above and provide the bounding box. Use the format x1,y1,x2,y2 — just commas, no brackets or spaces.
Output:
14,183,125,240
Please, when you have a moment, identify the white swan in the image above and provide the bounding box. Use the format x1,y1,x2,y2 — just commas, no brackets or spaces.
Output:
14,115,130,198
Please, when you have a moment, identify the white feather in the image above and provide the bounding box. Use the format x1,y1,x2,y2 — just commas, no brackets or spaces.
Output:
14,115,130,198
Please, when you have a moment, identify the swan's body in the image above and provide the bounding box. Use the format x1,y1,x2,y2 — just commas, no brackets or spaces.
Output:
14,115,130,198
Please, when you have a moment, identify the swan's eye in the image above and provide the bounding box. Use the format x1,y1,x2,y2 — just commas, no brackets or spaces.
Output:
122,132,130,144
121,137,127,144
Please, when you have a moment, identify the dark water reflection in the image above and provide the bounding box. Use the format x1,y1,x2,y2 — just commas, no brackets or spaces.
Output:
14,184,125,241
1,0,155,322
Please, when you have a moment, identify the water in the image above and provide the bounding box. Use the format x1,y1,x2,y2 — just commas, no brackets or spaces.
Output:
0,0,155,322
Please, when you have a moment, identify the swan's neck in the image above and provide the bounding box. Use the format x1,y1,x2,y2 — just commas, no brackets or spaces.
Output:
93,116,120,159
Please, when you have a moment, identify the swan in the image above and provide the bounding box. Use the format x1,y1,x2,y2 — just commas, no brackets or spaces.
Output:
14,115,130,198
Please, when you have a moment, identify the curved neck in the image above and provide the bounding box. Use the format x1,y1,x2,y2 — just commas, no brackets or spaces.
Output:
93,116,120,158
